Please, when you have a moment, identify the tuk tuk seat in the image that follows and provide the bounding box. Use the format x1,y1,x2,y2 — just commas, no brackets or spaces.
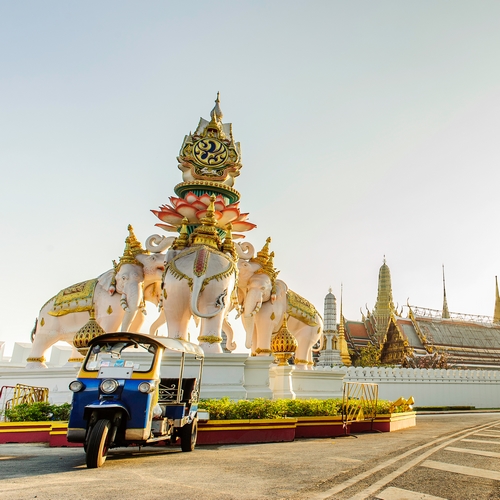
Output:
159,378,197,403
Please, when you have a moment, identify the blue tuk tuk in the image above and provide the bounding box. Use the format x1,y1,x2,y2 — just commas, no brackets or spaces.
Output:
67,332,204,468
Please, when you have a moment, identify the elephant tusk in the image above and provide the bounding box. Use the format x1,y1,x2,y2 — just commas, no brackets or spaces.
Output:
120,294,129,312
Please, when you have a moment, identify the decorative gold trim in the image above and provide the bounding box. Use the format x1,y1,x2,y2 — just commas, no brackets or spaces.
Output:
197,335,222,344
40,317,45,327
68,358,84,363
26,356,46,363
174,181,240,201
294,358,309,365
254,348,272,354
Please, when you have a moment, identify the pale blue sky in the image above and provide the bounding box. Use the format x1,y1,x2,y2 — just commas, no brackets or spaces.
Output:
1,1,500,354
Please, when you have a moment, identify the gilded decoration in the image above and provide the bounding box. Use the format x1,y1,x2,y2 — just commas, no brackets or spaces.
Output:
26,356,46,363
286,290,318,327
197,335,222,344
48,279,98,317
271,316,298,366
177,93,242,185
73,310,106,355
166,246,237,293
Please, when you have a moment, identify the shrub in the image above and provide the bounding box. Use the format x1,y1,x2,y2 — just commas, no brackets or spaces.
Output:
4,402,71,422
199,397,406,420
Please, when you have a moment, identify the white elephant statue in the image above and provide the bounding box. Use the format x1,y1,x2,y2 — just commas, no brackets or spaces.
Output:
237,241,323,369
158,202,239,353
27,227,169,368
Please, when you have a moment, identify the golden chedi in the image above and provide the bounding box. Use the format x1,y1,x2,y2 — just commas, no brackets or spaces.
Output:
73,309,105,356
271,315,298,366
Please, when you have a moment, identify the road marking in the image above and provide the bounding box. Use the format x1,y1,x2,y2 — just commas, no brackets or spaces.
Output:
421,460,500,481
305,420,500,500
445,446,500,458
461,438,500,445
375,486,447,500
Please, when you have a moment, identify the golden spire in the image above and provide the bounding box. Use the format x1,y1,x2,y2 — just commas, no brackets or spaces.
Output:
338,283,351,366
127,224,147,256
251,237,271,266
494,276,500,324
258,251,279,283
442,264,450,319
191,195,221,249
222,222,236,257
373,256,395,341
174,217,190,250
205,92,225,138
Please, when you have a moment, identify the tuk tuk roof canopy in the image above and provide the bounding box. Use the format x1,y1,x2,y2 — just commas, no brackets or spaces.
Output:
87,332,205,357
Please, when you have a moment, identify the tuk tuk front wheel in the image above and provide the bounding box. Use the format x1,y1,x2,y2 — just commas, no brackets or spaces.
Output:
86,418,111,468
180,418,198,452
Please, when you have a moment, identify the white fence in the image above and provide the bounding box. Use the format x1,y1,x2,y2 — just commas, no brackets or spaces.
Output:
344,366,500,408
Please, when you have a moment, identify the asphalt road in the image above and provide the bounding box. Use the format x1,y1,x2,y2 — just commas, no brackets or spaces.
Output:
0,413,499,500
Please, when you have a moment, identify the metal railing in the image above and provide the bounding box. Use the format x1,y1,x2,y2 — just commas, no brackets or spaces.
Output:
342,382,378,435
0,384,49,419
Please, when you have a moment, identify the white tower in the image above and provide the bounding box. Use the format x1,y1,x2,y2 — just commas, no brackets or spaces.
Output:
317,288,343,367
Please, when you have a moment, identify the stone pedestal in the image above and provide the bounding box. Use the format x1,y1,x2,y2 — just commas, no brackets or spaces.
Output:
269,364,295,399
244,356,273,399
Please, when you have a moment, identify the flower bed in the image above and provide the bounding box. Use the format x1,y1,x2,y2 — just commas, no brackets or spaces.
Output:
0,398,416,446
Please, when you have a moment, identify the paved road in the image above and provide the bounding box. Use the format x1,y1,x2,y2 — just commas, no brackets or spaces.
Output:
0,414,499,500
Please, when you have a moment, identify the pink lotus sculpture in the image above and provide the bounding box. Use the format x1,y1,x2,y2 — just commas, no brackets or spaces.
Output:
152,192,256,238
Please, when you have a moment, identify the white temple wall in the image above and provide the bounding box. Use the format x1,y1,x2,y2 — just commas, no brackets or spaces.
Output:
344,366,500,408
1,354,500,408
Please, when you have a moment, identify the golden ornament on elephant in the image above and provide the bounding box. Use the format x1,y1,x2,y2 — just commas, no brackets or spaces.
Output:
271,315,298,366
73,310,106,356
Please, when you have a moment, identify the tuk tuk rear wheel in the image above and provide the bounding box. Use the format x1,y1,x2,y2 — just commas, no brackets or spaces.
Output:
180,418,198,452
86,418,111,468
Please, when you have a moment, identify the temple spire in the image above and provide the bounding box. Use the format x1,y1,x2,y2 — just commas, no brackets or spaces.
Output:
442,264,450,319
494,276,500,324
373,257,395,341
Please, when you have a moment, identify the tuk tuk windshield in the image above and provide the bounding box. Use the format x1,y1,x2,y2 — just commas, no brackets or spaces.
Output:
85,339,158,373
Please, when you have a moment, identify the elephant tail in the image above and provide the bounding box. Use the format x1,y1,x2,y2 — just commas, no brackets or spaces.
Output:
30,318,38,343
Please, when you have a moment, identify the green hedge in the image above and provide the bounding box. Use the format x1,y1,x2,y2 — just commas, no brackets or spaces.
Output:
199,398,408,420
3,402,71,422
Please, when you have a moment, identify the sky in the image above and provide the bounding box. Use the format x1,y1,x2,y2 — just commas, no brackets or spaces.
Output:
1,1,500,357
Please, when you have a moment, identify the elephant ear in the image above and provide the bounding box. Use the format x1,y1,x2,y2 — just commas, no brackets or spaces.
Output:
98,269,116,295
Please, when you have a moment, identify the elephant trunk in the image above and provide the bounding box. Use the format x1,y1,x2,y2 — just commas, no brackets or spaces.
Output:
190,275,223,319
242,288,263,349
222,316,236,351
149,309,167,336
145,234,176,253
120,282,142,331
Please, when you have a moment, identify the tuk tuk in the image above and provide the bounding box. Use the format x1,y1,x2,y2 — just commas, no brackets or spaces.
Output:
67,332,204,468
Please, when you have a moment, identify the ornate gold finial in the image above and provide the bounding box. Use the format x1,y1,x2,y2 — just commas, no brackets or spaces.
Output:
127,225,147,256
271,315,298,366
222,223,236,257
252,237,271,266
258,251,279,284
174,218,190,250
206,93,225,139
191,195,221,249
73,309,106,356
442,264,450,319
212,91,223,122
493,276,500,324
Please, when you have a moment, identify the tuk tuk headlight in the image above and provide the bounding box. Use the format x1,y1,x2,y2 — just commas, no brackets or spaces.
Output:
138,382,153,394
100,379,119,394
69,380,84,392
